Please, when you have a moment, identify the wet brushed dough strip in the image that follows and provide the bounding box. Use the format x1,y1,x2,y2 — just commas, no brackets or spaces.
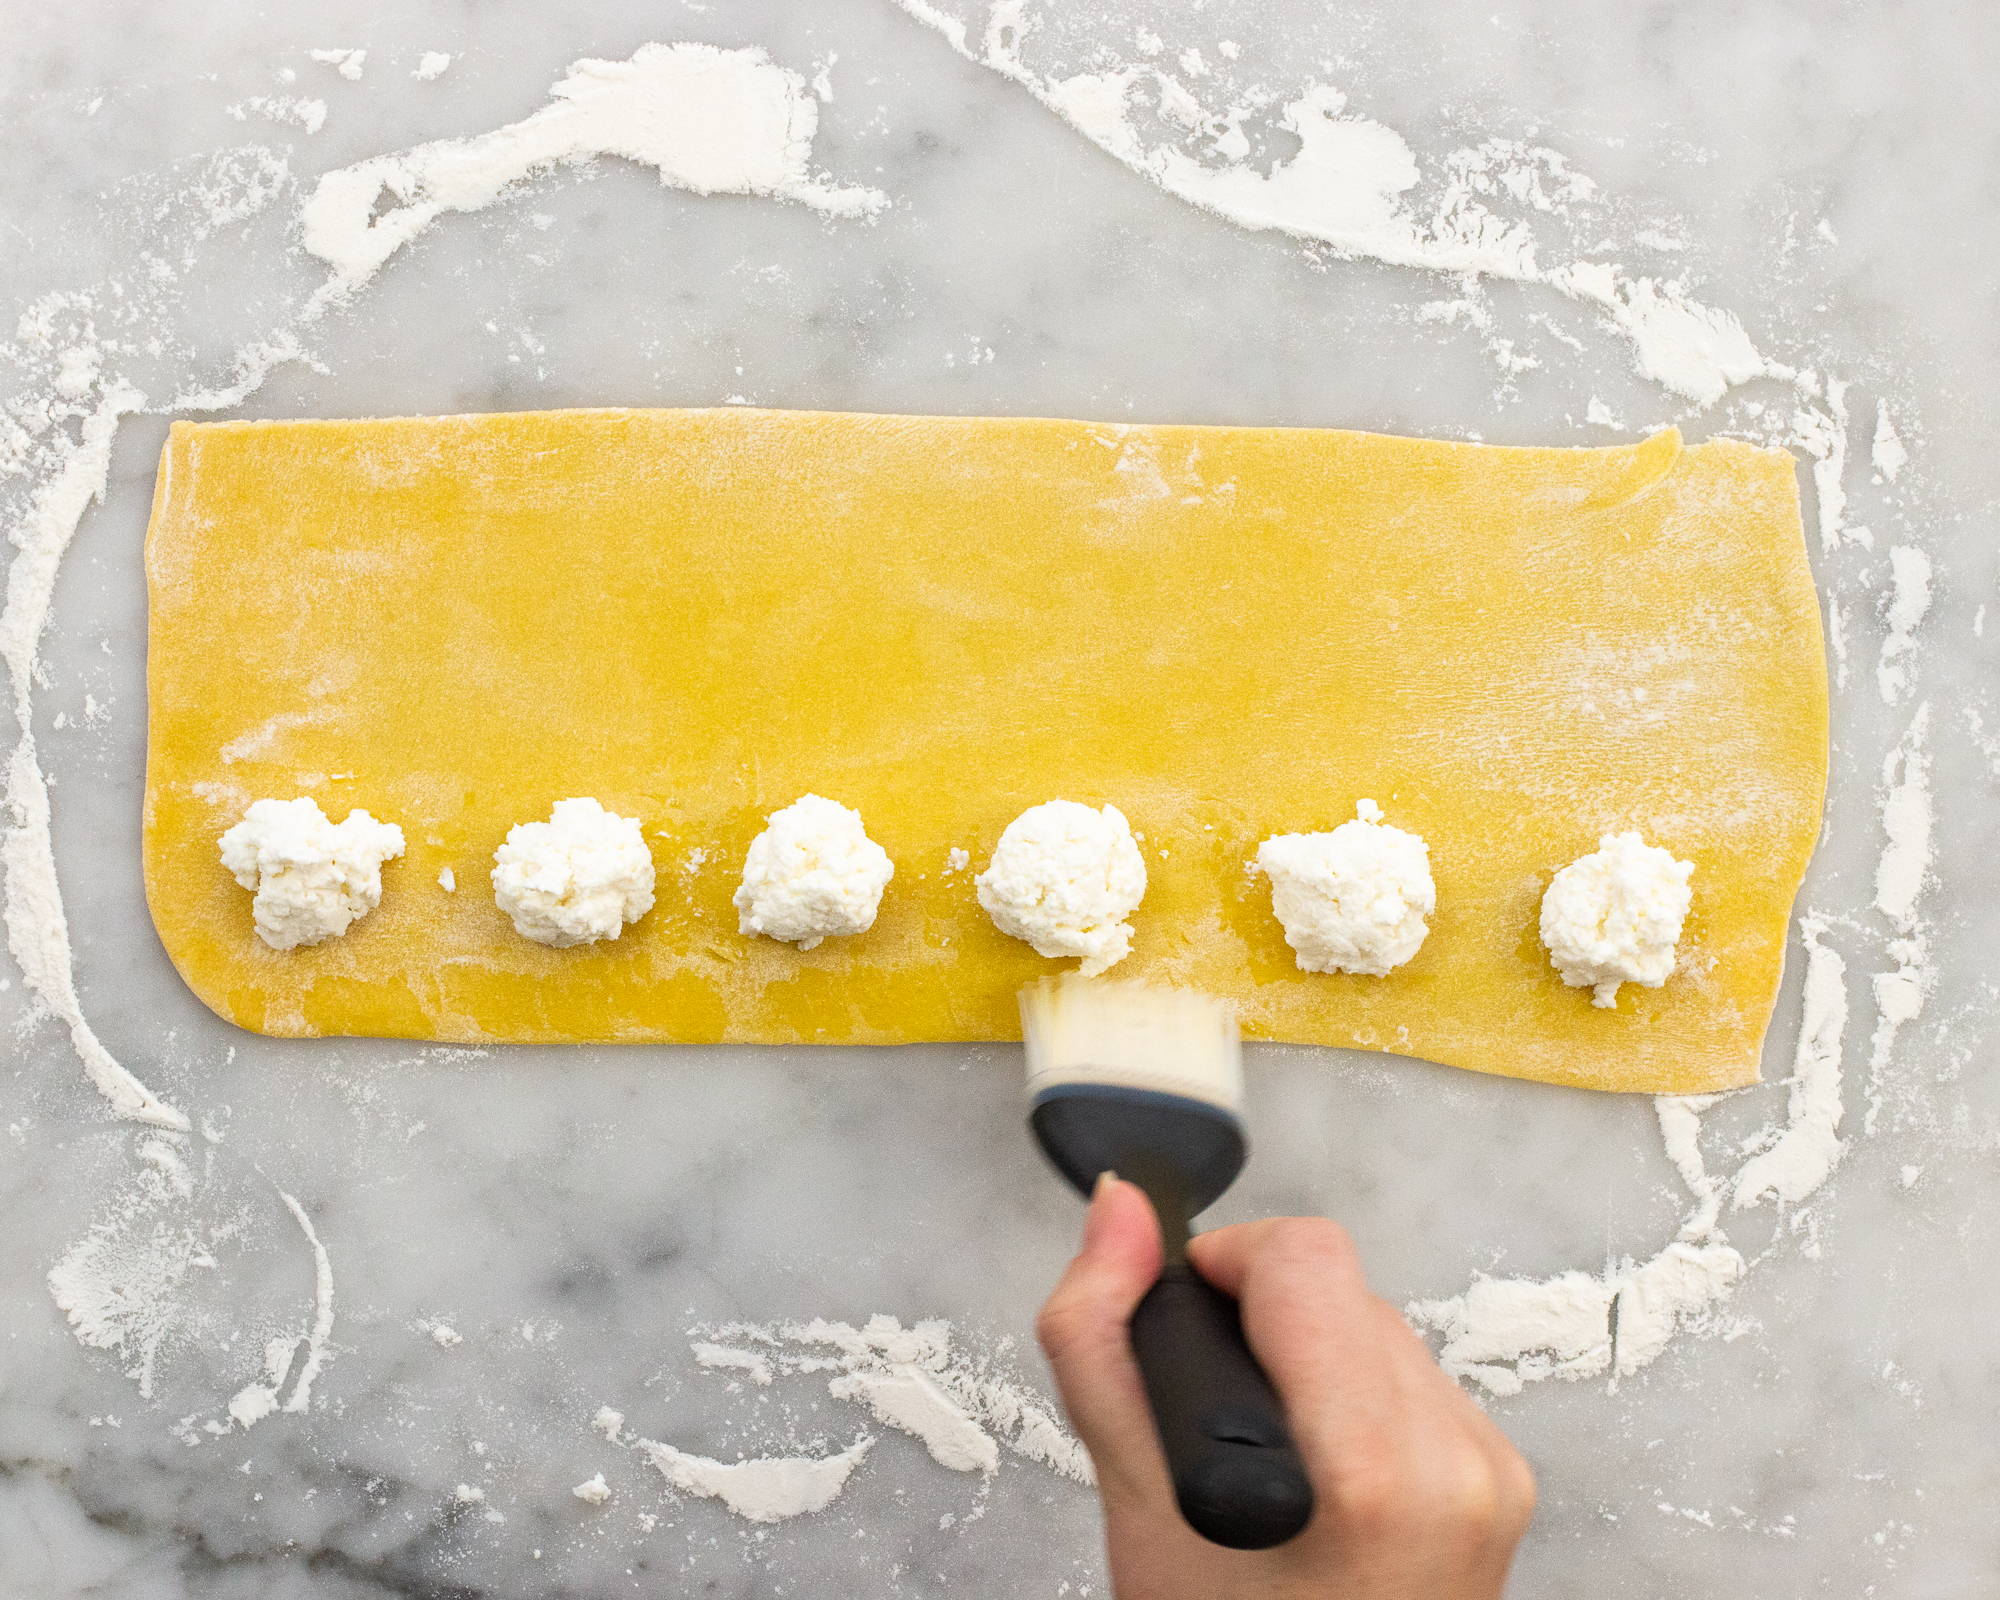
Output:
143,408,1826,1094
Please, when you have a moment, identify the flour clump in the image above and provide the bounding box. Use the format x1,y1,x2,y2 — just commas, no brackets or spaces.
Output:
1256,800,1435,976
734,794,894,949
219,796,405,949
491,798,655,946
976,801,1146,975
1540,831,1693,1006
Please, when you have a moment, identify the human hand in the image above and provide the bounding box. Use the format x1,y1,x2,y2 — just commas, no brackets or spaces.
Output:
1037,1177,1535,1599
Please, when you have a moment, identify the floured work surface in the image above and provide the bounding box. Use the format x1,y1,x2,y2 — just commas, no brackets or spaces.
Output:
144,409,1826,1093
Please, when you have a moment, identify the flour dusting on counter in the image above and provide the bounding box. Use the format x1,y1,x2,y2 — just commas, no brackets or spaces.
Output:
0,3,1953,1521
300,43,887,302
595,1315,1088,1525
894,0,1779,408
640,1436,873,1523
2,36,888,1426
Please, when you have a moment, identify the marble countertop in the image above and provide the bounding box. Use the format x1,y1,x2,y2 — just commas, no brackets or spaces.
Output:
3,2,1994,1595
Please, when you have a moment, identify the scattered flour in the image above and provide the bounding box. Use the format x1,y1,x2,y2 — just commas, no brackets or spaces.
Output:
228,96,328,136
309,49,367,82
221,1190,336,1429
692,1341,774,1384
571,1473,613,1505
829,1367,1001,1474
0,6,1948,1445
1731,924,1850,1210
1410,917,1846,1391
414,52,454,82
1871,403,1909,483
300,43,885,301
46,1148,217,1398
1875,546,1934,704
894,0,1778,407
640,1436,873,1522
599,1315,1086,1525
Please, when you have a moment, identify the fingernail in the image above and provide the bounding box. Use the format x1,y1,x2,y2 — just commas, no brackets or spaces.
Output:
1081,1171,1120,1250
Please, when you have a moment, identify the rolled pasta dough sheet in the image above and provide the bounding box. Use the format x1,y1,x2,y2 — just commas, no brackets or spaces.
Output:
143,408,1826,1094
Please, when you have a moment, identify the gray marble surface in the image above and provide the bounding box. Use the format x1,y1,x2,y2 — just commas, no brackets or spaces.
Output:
2,2,1995,1595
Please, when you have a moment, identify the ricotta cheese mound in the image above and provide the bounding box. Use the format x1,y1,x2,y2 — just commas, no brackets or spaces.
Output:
1539,831,1694,1007
219,796,405,950
491,797,655,947
733,794,894,950
975,801,1147,976
1255,799,1435,976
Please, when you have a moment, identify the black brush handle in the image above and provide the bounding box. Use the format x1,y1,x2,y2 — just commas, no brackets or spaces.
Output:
1129,1260,1315,1550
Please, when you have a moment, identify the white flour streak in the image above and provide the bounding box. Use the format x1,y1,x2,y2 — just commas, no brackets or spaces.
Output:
1875,546,1933,704
894,0,1776,407
1863,708,1938,1132
1610,1242,1745,1377
601,1314,1084,1524
1874,706,1934,929
691,1340,774,1384
1792,381,1862,550
1409,1271,1614,1395
1654,1093,1724,1239
1872,402,1909,482
228,97,328,136
2,384,185,1132
1732,922,1851,1210
278,1189,335,1412
1414,918,1850,1393
225,1189,335,1429
829,1367,1000,1474
639,1436,873,1522
309,48,367,82
300,43,885,302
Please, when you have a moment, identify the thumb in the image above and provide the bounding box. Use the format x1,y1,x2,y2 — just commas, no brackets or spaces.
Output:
1035,1175,1172,1509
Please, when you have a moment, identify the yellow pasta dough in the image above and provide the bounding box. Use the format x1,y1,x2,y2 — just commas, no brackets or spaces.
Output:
143,408,1826,1093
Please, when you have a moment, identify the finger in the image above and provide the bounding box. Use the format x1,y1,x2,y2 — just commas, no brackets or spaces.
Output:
1036,1176,1171,1508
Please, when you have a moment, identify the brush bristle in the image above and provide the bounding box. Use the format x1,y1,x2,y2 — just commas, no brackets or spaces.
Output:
1020,976,1243,1113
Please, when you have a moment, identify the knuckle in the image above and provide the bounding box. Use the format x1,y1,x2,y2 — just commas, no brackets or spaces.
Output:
1324,1434,1531,1548
1034,1295,1108,1366
1322,1455,1409,1538
1262,1215,1359,1270
1497,1449,1539,1530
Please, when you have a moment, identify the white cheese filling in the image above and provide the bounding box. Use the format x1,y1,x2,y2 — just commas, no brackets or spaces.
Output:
1256,799,1435,976
734,794,894,950
219,796,405,950
491,797,655,947
975,801,1146,976
1540,831,1694,1006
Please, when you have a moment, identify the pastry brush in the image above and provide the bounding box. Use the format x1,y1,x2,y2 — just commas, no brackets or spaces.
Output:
1020,976,1314,1550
